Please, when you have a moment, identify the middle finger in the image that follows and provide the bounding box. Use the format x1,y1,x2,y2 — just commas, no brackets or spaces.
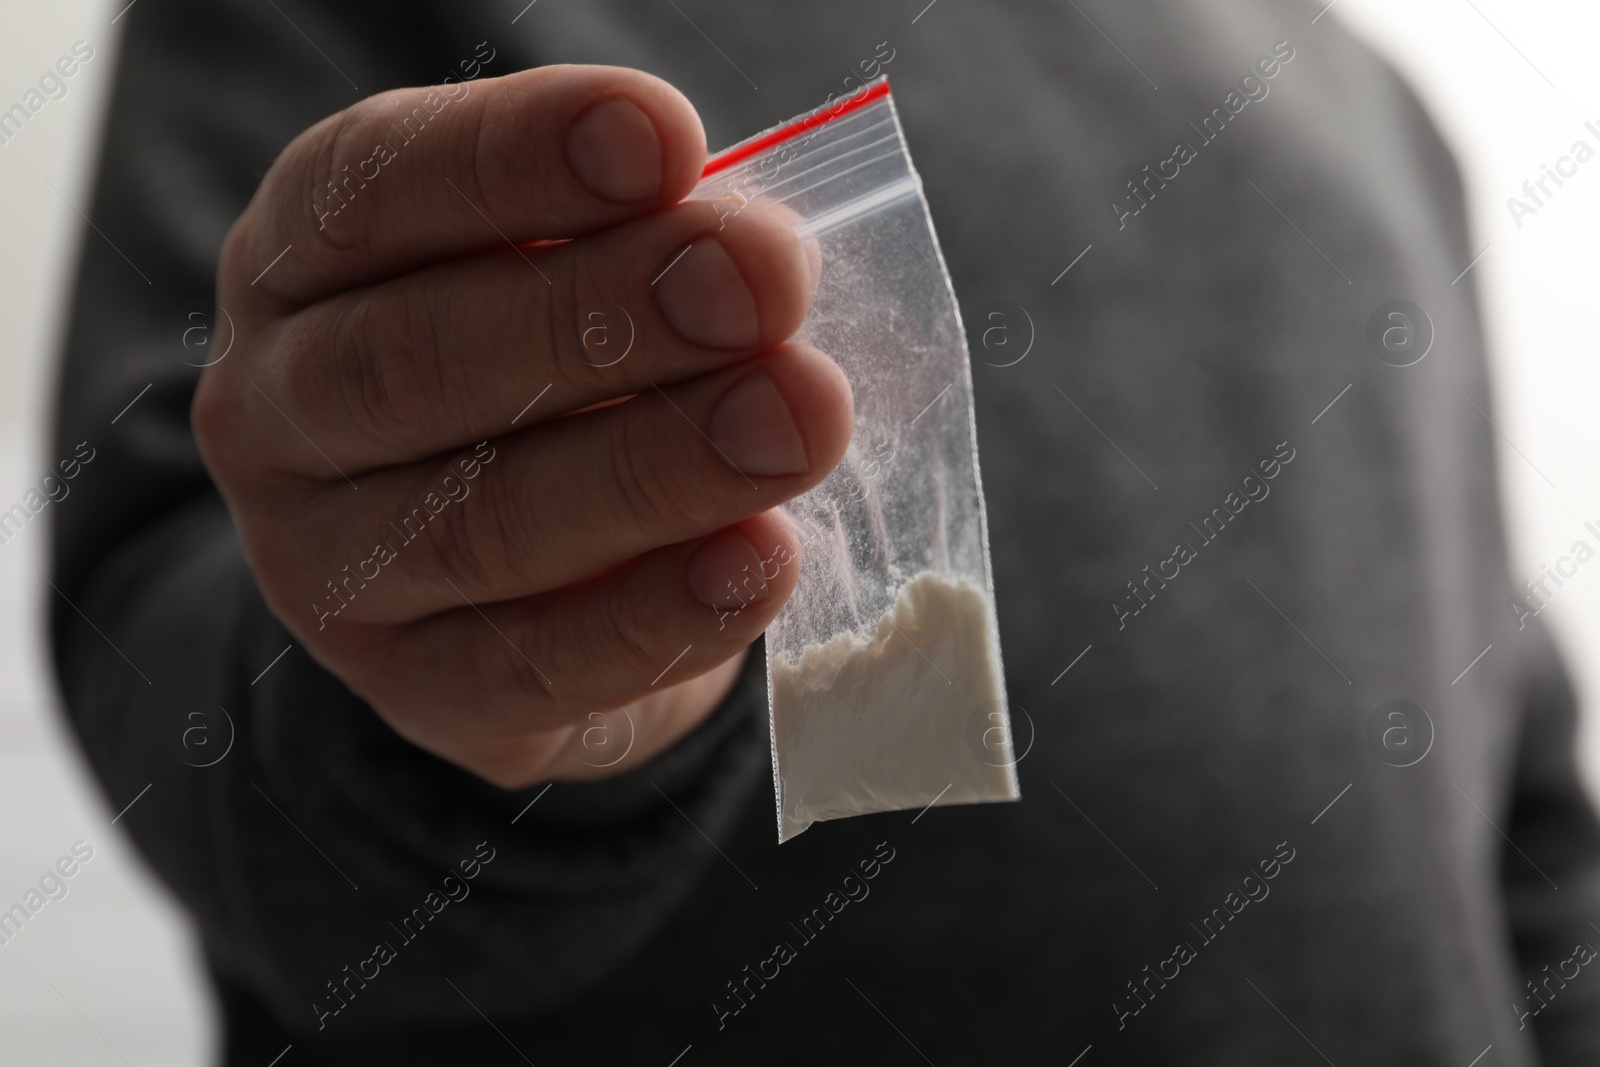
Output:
267,340,852,626
258,198,819,474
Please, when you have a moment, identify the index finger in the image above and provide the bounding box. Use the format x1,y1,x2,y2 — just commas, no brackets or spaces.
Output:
226,64,708,306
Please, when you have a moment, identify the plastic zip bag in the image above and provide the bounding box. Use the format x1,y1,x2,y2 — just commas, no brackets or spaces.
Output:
690,78,1019,842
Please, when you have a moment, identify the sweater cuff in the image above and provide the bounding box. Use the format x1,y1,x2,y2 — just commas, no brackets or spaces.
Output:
250,594,771,880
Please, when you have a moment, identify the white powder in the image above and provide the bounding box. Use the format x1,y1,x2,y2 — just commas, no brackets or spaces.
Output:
770,571,1020,841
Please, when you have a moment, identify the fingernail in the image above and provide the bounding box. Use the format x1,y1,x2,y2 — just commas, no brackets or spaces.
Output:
709,369,809,477
564,97,662,203
655,237,759,349
688,529,772,609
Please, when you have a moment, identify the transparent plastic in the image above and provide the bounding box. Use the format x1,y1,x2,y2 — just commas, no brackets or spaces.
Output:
690,79,1019,842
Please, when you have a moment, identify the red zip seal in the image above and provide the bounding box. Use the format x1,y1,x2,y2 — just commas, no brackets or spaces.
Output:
700,78,892,179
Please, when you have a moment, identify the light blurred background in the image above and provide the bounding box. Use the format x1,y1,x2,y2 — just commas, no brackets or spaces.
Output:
0,1,1596,1062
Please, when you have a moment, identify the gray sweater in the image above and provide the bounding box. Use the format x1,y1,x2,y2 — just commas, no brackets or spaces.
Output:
50,0,1600,1063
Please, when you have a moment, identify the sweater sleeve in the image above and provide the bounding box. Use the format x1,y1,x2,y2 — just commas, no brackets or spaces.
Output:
1500,616,1600,1063
47,0,769,1035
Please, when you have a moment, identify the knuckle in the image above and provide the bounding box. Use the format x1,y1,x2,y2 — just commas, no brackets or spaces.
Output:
605,406,692,536
463,91,504,208
326,295,431,447
215,215,255,294
636,396,732,528
514,240,592,404
414,283,470,415
565,246,615,362
607,593,670,685
429,505,498,596
427,466,520,594
190,374,245,475
546,253,593,388
192,328,288,482
492,622,561,717
238,515,312,608
296,104,380,258
465,85,533,223
507,661,559,722
338,631,440,722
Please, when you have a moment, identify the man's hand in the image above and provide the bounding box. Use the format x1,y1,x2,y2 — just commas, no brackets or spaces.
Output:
193,65,852,787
